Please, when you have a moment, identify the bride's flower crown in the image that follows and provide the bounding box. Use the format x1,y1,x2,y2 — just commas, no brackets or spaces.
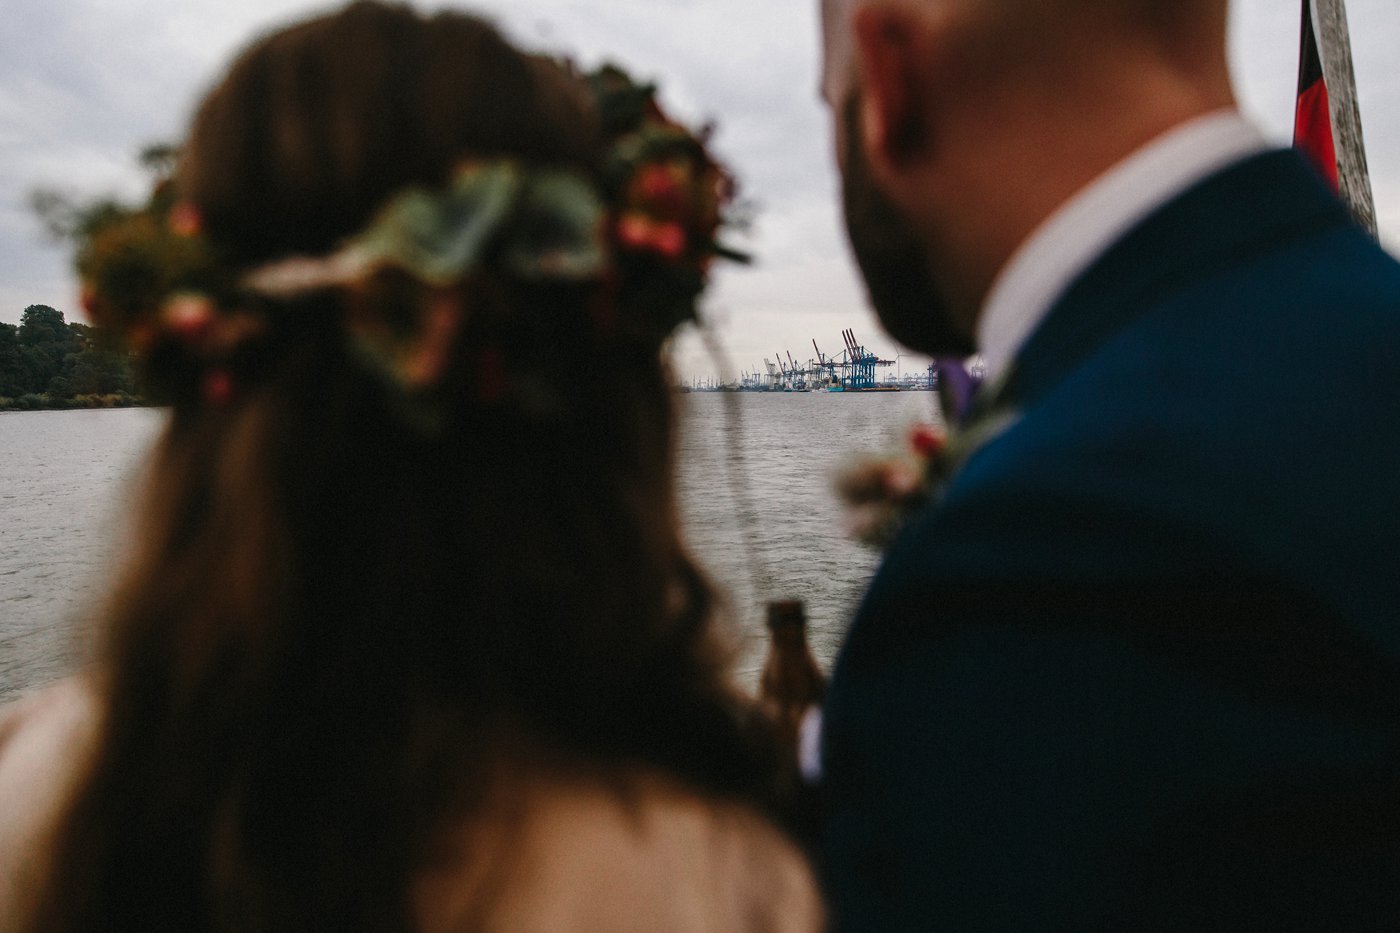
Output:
76,64,747,408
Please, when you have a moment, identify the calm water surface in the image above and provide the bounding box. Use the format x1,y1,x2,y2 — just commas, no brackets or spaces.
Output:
676,391,944,674
0,408,166,703
0,393,942,703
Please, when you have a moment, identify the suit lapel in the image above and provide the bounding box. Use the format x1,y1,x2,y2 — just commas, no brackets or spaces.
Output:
998,150,1353,415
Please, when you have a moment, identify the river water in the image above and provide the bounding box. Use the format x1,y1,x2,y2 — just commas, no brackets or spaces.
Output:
0,392,942,704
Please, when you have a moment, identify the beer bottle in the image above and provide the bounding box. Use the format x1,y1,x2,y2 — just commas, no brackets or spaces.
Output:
759,600,826,777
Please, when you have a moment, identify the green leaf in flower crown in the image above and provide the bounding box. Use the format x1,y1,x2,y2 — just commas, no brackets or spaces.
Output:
351,162,523,286
587,65,656,137
504,172,609,280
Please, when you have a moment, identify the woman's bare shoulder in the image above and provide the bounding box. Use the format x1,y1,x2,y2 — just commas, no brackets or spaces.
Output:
0,677,97,776
0,677,100,929
417,765,826,933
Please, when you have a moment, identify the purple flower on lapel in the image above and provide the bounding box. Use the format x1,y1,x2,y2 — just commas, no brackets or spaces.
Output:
935,356,984,425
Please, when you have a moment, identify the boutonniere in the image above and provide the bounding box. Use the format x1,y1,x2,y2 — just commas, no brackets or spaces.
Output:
836,367,1024,550
837,423,949,549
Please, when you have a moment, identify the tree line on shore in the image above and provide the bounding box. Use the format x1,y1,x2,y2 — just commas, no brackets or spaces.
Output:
0,304,139,411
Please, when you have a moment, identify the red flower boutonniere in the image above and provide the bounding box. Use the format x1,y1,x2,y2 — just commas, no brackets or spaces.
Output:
837,423,948,549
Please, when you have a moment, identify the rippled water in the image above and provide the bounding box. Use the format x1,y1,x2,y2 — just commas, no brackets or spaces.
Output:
0,393,942,703
676,391,944,676
0,408,167,704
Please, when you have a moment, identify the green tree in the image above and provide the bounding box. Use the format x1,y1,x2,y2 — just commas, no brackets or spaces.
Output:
0,323,22,397
17,305,79,395
18,304,70,345
67,341,135,395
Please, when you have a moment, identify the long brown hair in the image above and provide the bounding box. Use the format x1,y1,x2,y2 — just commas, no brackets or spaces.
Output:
36,4,775,929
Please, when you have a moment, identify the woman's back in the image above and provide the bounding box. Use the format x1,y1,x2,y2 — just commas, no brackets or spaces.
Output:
0,681,821,931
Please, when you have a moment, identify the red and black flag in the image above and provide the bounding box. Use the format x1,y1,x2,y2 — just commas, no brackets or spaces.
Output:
1294,0,1339,190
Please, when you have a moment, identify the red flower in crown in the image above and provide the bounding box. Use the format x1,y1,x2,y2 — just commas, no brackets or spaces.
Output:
631,162,690,218
168,201,203,238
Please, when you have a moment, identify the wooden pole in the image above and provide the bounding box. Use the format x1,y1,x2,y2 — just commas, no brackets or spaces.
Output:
1312,0,1378,236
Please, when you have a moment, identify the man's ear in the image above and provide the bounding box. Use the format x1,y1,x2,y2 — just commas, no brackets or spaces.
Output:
852,2,928,169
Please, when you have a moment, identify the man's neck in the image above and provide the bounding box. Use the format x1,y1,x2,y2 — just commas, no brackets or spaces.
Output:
974,109,1266,385
922,63,1238,334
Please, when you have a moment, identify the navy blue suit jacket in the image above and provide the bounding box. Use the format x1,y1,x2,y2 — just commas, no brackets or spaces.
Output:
823,150,1400,931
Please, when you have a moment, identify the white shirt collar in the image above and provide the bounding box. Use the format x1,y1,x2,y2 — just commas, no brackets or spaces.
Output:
975,110,1268,385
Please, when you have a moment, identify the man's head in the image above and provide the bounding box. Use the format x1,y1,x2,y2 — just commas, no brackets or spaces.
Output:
820,0,1233,356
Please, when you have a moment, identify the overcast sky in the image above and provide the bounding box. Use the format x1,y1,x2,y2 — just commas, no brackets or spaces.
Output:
3,0,1397,380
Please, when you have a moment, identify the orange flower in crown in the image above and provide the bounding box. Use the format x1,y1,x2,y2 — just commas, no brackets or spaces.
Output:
616,214,688,258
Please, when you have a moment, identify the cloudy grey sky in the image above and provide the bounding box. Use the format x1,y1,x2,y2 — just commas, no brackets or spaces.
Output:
3,0,1397,381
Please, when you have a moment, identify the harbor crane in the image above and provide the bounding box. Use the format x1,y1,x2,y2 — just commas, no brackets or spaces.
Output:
813,340,839,388
840,329,896,390
786,351,808,391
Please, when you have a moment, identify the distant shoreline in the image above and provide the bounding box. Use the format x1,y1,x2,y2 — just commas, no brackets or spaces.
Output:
0,394,146,413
